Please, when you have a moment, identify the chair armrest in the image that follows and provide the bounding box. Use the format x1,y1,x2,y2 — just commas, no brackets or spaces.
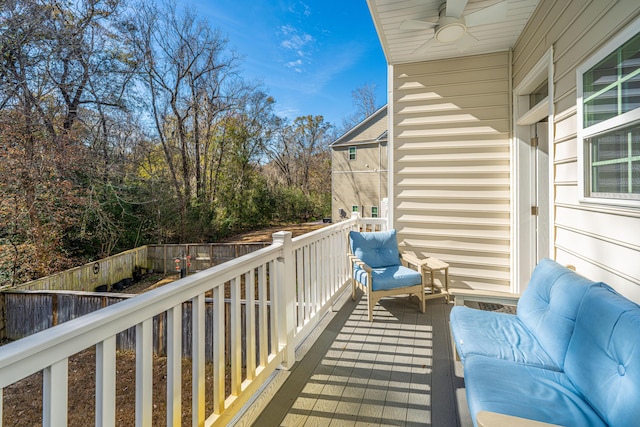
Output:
477,411,562,427
400,252,429,267
349,255,372,273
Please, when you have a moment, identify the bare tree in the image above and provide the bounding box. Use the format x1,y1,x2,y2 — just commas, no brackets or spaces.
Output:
341,82,379,132
128,0,241,239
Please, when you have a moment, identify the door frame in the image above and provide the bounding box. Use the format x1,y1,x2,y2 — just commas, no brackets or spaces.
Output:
511,47,554,293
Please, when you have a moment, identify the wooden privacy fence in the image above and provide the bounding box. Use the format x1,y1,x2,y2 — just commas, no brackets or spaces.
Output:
146,243,269,274
8,246,149,293
5,243,269,293
2,290,271,363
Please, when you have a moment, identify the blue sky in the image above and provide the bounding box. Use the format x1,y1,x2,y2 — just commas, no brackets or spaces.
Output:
191,0,387,128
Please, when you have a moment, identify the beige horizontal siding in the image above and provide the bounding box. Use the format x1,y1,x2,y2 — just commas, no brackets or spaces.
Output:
514,0,640,302
393,51,511,291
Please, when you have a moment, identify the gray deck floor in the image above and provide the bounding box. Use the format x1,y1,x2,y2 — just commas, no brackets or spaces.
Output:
253,293,472,427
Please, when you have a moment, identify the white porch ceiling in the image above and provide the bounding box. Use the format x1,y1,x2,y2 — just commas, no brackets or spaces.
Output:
366,0,540,65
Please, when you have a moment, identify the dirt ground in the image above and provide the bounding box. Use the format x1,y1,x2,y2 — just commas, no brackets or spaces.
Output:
2,222,328,425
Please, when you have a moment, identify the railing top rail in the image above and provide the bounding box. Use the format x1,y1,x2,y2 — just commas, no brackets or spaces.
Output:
291,218,357,249
0,240,284,387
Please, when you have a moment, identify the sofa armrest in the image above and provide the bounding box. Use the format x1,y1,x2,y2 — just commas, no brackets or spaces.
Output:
449,288,520,307
477,411,562,427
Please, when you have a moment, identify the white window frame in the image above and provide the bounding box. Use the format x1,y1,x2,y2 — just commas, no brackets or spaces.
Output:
352,205,358,213
577,19,640,208
371,206,378,218
348,146,356,161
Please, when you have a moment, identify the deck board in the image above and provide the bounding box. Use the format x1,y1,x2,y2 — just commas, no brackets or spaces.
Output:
251,293,471,426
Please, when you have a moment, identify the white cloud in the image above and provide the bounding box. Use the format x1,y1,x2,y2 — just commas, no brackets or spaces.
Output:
285,59,304,72
279,24,315,72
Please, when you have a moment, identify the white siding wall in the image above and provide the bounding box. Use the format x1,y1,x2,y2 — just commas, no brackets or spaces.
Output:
514,0,640,302
392,52,511,291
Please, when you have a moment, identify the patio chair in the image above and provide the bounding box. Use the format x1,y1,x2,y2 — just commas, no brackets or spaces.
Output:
348,229,426,321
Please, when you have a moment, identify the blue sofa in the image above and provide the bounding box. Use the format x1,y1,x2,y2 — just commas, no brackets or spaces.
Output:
450,258,640,427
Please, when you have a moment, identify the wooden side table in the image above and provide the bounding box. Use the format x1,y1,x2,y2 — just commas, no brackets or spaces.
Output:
402,254,450,302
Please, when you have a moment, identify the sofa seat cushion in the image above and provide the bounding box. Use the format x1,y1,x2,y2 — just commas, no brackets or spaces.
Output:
450,306,558,369
464,355,606,427
353,265,421,292
564,284,640,427
516,258,597,369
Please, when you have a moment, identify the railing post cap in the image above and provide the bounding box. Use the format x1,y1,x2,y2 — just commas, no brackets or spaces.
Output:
351,212,361,220
272,231,293,244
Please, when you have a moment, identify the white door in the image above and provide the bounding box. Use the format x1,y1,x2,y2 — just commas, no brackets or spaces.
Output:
533,121,549,263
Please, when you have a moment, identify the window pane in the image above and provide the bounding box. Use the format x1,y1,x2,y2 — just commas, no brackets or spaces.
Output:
584,51,618,97
621,33,640,76
584,88,618,127
622,74,640,114
592,131,628,162
593,162,628,193
590,124,640,195
633,161,640,194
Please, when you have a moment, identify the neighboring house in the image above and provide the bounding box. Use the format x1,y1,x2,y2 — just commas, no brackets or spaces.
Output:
367,0,640,300
330,105,388,222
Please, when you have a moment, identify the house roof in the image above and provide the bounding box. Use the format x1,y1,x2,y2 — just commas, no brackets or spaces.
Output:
330,105,388,148
366,0,540,65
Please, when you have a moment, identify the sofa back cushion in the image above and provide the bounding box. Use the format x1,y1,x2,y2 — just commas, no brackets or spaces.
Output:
517,258,595,369
349,230,400,268
564,284,640,427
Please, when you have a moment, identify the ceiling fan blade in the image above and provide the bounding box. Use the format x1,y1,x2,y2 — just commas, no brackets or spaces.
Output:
446,0,469,18
465,1,508,27
412,36,437,55
399,19,438,31
455,31,479,52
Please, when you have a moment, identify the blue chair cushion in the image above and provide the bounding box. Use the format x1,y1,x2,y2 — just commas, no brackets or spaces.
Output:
464,355,606,427
564,284,640,427
349,229,401,268
516,258,596,369
449,306,558,369
353,265,421,292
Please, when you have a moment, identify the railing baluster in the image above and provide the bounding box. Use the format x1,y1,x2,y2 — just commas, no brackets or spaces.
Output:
135,319,152,427
311,243,318,314
269,260,277,358
213,286,225,414
43,359,68,427
245,271,256,380
167,306,182,427
296,248,304,327
230,276,241,395
302,245,315,319
96,336,116,427
258,264,268,367
192,294,205,426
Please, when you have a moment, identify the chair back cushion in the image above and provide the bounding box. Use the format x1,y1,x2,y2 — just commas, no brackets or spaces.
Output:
516,258,596,369
349,229,400,268
564,284,640,427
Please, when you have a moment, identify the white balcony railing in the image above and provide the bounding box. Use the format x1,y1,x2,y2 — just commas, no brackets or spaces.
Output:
0,215,386,426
